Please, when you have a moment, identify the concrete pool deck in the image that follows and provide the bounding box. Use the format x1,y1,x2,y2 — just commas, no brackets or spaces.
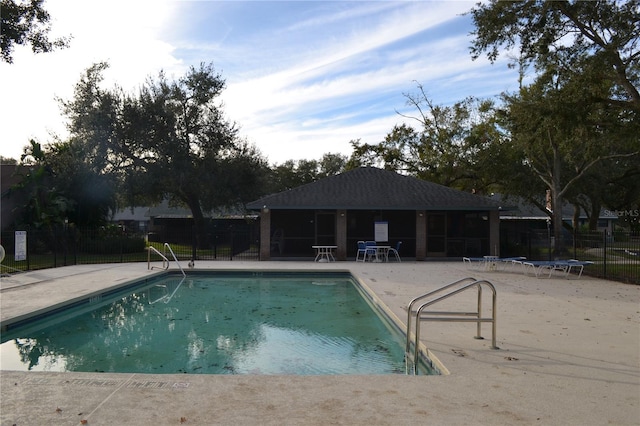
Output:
1,261,638,425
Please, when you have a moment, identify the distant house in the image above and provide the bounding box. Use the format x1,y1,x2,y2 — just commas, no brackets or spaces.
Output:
111,206,151,234
246,167,504,260
492,193,618,231
490,193,618,256
111,200,258,247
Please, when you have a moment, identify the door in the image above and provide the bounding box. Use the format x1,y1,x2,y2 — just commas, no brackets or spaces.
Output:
315,212,336,246
427,214,446,257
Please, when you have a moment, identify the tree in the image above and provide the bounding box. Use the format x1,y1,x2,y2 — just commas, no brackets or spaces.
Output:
45,138,117,227
0,156,18,164
267,153,347,193
1,0,70,63
501,70,638,254
348,84,505,193
11,138,116,230
469,0,639,251
468,0,640,112
60,62,268,246
13,140,74,230
569,149,640,230
317,152,348,178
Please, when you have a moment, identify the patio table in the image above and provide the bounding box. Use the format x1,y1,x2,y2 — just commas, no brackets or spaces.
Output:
369,245,390,262
312,245,337,262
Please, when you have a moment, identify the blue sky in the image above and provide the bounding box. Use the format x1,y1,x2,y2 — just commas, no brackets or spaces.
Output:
1,0,520,164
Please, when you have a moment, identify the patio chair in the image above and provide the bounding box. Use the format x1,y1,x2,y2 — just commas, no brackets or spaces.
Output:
364,241,377,262
388,241,402,262
270,229,284,254
356,241,367,262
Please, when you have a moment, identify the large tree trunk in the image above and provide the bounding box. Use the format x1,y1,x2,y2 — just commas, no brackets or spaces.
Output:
589,201,601,231
551,146,564,258
551,188,564,258
572,204,580,231
183,195,209,251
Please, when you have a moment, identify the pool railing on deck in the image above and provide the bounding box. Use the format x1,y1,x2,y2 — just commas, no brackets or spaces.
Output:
406,278,499,374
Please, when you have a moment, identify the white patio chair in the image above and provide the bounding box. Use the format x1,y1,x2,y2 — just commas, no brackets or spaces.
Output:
356,241,367,262
388,241,402,262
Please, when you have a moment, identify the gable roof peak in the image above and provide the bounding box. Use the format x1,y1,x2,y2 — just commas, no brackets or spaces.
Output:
247,166,502,211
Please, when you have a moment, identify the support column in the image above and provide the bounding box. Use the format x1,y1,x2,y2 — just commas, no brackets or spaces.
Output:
416,210,426,260
489,209,500,257
336,209,347,261
259,208,271,261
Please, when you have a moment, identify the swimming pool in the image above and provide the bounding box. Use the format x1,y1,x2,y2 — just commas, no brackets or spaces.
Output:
0,271,436,375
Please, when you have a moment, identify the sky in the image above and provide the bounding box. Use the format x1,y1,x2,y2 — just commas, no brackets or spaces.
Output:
0,0,520,165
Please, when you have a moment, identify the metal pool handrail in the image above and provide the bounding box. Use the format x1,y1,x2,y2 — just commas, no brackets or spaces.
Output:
407,278,498,374
163,243,185,277
405,277,477,355
148,246,169,270
147,243,186,277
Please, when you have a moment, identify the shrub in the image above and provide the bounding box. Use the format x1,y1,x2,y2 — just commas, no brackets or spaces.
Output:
84,236,146,254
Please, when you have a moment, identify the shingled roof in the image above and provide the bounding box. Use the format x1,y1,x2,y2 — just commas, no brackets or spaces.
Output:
246,167,503,211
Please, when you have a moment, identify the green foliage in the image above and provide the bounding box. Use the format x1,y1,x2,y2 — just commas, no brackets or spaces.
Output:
318,153,348,177
468,0,639,245
12,138,116,230
83,235,146,255
59,62,268,247
468,0,640,111
500,66,638,250
0,0,70,63
348,85,507,193
13,140,75,230
268,153,347,193
0,156,18,164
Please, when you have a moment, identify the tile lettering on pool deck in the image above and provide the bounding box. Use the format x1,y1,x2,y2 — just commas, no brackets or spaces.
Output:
22,377,191,389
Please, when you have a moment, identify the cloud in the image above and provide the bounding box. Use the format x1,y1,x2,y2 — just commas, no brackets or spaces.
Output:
0,1,518,166
209,2,511,164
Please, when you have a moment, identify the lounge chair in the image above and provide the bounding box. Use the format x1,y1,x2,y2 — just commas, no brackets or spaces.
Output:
520,259,593,278
463,256,525,271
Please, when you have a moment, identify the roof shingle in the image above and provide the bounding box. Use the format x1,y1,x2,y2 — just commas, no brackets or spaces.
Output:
246,167,502,211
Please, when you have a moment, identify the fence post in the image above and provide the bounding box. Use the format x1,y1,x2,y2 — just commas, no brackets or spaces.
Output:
602,231,607,279
53,229,58,268
62,226,68,266
192,224,197,263
26,230,31,271
73,228,77,265
230,227,234,261
547,219,552,261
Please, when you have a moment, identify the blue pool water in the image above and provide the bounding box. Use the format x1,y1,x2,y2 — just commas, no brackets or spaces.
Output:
0,272,435,375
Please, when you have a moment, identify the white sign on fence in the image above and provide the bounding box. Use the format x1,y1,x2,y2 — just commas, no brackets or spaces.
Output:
374,221,388,242
15,231,27,261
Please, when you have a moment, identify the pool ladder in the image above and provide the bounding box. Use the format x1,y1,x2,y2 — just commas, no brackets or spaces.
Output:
405,277,499,375
147,243,186,277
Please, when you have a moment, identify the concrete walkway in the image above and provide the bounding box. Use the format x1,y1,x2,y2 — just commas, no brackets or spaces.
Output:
1,261,638,425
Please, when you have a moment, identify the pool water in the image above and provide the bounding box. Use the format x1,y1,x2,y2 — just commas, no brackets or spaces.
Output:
0,272,434,375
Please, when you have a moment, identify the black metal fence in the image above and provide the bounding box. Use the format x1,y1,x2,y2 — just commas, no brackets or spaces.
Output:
501,229,639,284
0,225,260,274
3,227,637,284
